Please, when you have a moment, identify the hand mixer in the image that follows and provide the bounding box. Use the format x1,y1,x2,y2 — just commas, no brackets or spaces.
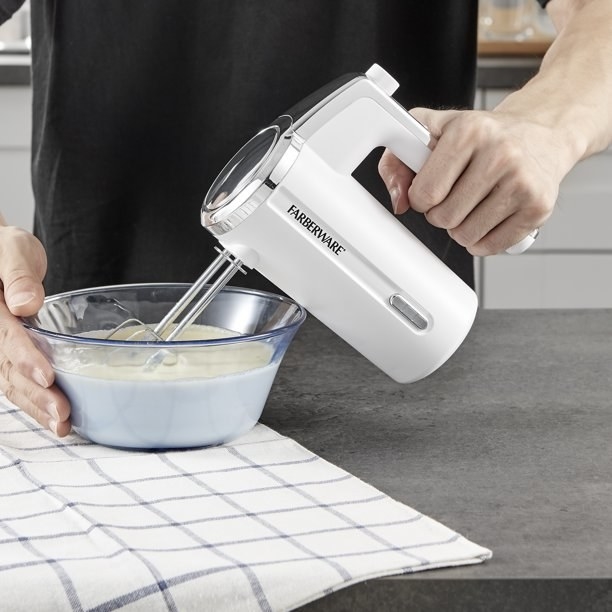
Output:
110,64,537,382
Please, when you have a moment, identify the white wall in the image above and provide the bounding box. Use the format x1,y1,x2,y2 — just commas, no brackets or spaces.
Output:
0,86,34,231
475,88,612,309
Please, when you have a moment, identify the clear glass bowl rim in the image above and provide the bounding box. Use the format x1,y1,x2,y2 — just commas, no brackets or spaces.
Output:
22,282,307,348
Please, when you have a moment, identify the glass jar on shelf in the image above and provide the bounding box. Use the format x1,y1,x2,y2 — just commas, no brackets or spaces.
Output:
479,0,536,41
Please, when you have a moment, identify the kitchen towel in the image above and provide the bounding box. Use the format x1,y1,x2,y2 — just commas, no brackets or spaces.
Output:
0,396,491,611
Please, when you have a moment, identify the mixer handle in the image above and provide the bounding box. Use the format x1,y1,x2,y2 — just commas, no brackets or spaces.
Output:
303,64,537,254
304,66,431,179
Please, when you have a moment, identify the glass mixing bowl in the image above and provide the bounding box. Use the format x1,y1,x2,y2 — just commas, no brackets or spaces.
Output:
22,284,306,449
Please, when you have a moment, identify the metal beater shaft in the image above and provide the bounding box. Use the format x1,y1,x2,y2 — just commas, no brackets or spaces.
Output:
156,248,245,341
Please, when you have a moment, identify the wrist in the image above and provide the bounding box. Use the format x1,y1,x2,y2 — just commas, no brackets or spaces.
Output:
494,85,591,176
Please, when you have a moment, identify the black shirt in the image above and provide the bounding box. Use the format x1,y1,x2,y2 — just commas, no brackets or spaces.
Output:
4,1,479,294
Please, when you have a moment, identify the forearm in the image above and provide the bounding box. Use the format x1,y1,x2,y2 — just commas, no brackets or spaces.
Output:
495,0,612,174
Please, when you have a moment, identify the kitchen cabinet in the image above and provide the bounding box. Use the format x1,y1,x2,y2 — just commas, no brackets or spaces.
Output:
475,86,612,309
0,83,33,231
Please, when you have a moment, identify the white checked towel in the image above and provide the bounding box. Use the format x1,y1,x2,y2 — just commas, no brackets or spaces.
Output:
0,396,491,611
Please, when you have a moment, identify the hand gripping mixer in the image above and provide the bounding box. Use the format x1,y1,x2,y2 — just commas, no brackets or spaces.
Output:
113,64,537,382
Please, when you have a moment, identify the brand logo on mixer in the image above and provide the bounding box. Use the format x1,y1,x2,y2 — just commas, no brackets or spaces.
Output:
287,205,346,256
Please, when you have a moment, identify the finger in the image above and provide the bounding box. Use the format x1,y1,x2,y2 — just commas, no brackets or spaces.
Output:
380,108,465,215
0,297,56,387
0,355,71,436
445,186,512,252
0,226,47,317
466,213,539,257
449,187,542,256
407,111,474,214
423,147,507,231
446,160,554,255
377,149,415,214
409,107,462,140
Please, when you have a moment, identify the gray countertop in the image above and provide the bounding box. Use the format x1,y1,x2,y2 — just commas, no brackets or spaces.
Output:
261,310,612,611
0,52,30,85
477,56,541,89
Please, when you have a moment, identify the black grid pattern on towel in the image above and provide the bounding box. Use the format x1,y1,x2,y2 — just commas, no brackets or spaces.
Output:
0,398,490,612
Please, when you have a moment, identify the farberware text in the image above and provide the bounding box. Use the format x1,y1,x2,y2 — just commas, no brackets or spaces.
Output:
286,205,346,255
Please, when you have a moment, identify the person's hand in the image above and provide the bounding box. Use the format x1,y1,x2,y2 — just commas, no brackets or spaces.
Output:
378,107,568,256
0,221,71,436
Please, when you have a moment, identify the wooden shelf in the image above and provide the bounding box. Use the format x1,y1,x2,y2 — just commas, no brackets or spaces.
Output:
478,35,554,57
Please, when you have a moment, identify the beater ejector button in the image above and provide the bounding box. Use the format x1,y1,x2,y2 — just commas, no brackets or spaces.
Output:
365,64,399,96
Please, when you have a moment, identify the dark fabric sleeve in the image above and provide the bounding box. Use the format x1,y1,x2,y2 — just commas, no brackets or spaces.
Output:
0,0,25,25
535,0,551,8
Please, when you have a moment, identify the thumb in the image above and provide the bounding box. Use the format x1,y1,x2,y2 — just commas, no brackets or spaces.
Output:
0,226,47,316
409,107,463,141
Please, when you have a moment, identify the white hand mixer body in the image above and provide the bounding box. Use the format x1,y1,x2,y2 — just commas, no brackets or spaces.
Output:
135,64,535,383
201,64,514,383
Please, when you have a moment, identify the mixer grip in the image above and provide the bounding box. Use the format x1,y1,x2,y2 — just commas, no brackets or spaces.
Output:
303,64,536,254
377,107,538,256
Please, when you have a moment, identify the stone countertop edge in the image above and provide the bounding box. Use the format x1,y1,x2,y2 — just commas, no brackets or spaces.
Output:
0,53,30,85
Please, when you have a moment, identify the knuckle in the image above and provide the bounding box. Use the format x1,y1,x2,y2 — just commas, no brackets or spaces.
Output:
467,229,505,256
452,224,485,250
3,382,18,404
480,235,505,255
0,322,8,346
448,226,470,247
469,242,495,257
23,381,46,408
508,165,537,195
496,138,523,165
0,354,13,382
377,161,391,184
0,225,47,278
508,175,555,224
0,367,18,403
527,193,554,225
426,206,460,230
410,181,445,211
456,112,497,146
0,320,20,363
377,150,405,182
377,151,393,175
0,321,41,380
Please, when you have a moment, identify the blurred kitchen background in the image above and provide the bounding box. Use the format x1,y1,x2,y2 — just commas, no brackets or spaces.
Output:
1,1,611,309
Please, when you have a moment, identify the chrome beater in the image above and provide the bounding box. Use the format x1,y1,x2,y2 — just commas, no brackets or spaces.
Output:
105,247,246,342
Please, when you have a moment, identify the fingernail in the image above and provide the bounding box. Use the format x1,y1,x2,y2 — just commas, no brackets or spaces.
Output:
7,291,36,309
48,419,58,435
45,402,60,421
33,368,50,388
390,187,400,212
